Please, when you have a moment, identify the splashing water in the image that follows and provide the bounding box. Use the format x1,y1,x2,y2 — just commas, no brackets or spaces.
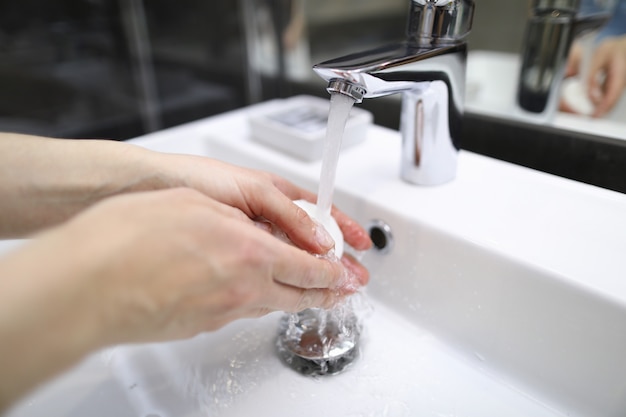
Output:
278,92,370,375
277,292,372,376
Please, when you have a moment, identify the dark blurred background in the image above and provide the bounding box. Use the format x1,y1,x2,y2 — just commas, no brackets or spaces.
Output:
0,0,524,140
4,0,625,194
0,0,246,139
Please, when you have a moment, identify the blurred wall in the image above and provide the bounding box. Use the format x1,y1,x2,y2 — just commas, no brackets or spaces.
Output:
468,0,529,54
0,0,531,140
0,0,245,140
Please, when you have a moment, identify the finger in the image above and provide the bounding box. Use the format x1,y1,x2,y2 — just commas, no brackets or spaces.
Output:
183,188,261,228
593,65,626,118
341,253,370,287
212,285,340,324
586,47,611,105
269,241,346,290
268,173,372,251
268,171,317,201
260,176,332,252
253,189,335,254
208,201,252,224
282,287,340,312
253,219,274,234
227,171,325,252
223,288,338,320
330,207,372,251
565,43,582,78
262,286,340,313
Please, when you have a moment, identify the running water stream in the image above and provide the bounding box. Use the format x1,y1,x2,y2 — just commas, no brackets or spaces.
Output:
278,92,365,375
315,93,357,220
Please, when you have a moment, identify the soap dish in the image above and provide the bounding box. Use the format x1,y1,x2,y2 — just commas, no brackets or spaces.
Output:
248,95,372,161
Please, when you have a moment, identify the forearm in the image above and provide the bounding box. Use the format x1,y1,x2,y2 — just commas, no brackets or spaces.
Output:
0,229,106,411
0,133,171,238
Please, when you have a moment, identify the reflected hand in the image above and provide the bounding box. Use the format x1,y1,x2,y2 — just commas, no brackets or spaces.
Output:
560,37,626,117
586,36,626,117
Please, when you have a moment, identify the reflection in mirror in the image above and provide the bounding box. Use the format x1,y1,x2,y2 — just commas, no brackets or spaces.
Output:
466,0,625,139
561,1,626,119
239,0,407,102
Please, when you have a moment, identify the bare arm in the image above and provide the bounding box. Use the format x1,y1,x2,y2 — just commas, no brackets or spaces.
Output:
0,133,170,238
0,132,371,252
0,133,371,410
0,189,367,411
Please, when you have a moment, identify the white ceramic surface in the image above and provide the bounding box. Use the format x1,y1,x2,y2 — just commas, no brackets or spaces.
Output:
3,101,626,417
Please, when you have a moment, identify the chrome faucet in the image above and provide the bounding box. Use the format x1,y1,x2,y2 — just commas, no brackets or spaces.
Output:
313,0,475,186
517,0,613,119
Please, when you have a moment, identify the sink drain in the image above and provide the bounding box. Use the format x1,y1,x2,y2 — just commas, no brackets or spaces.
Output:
367,219,393,254
276,308,360,376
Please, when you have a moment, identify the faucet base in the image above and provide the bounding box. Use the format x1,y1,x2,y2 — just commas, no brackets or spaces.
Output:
400,81,458,186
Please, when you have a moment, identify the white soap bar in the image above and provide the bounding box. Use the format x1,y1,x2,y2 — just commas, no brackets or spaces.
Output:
249,95,372,161
561,77,594,116
293,199,344,258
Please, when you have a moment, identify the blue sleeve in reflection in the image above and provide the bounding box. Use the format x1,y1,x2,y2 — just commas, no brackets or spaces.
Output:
579,0,626,40
598,0,626,40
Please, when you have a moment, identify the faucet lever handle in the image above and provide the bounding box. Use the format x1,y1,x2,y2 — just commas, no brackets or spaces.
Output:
407,0,475,45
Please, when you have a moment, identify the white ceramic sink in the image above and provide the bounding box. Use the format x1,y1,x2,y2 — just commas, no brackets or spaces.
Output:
4,100,626,417
465,50,626,141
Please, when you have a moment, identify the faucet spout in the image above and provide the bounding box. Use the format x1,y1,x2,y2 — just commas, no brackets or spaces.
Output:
313,39,470,186
313,0,475,186
326,79,366,104
313,0,474,186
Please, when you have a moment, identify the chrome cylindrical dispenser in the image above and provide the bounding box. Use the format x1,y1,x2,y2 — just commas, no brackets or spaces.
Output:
517,0,580,114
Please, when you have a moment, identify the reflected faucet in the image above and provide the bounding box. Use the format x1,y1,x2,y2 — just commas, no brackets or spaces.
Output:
517,0,613,119
313,0,475,186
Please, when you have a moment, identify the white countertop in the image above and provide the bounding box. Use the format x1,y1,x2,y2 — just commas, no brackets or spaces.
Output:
130,102,626,306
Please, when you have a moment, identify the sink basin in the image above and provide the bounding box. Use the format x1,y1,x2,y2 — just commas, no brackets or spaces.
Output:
4,100,626,417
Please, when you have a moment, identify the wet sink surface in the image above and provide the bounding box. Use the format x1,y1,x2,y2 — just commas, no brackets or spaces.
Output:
5,303,559,417
5,101,626,417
